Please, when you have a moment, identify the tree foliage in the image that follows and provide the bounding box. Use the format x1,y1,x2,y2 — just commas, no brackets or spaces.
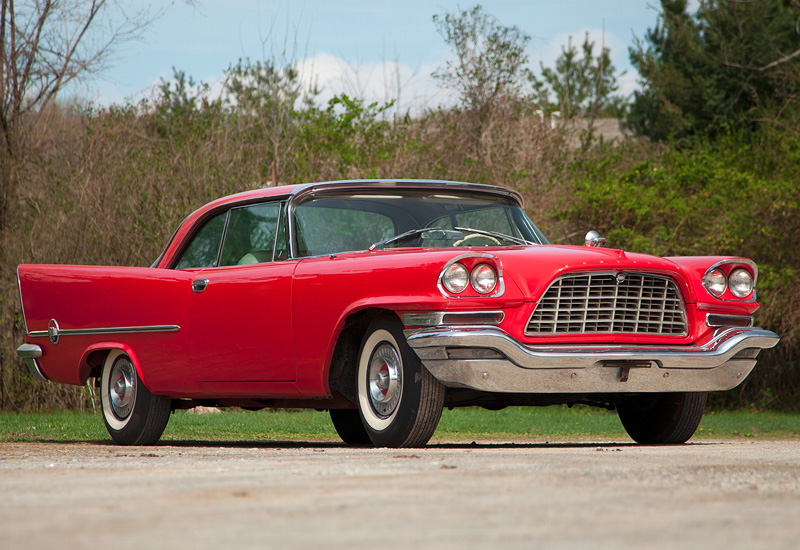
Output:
532,33,626,119
628,0,800,141
0,0,158,230
564,129,800,408
432,4,531,117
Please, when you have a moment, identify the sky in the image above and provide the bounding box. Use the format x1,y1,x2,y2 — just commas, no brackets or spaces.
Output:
76,1,697,112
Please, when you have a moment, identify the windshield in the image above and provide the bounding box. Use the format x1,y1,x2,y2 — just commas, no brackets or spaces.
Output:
292,188,548,257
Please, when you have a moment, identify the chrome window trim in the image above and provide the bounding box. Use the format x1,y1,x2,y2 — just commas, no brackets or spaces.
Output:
171,195,293,270
702,259,758,303
28,324,181,339
436,253,505,299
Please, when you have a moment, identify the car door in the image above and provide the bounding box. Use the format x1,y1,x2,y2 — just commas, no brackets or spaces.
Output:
175,201,296,383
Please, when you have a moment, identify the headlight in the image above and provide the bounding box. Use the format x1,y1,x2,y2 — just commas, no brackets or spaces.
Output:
470,263,497,294
702,269,727,297
442,263,469,294
729,268,753,298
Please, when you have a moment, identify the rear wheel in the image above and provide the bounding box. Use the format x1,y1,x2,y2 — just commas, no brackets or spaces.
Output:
617,392,707,444
356,315,445,447
329,409,372,445
100,350,171,445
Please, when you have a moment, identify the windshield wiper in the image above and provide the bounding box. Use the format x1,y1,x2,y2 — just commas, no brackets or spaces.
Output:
368,227,444,251
453,226,535,246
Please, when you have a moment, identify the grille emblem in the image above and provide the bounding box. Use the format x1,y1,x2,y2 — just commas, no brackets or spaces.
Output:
616,272,626,284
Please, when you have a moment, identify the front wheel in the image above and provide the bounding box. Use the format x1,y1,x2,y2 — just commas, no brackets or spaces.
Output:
356,316,445,447
617,392,707,444
100,350,171,445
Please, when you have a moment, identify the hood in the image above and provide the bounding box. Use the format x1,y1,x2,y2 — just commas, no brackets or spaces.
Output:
492,245,694,302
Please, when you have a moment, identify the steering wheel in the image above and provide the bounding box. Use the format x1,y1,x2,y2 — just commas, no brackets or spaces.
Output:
453,233,502,247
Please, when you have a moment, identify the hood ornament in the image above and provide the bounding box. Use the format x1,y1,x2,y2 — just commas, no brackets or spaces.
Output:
585,230,606,248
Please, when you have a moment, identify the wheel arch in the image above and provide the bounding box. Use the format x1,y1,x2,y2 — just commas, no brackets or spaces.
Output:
327,307,400,405
79,343,151,391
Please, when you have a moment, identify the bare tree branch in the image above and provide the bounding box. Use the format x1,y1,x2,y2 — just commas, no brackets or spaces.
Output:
0,0,167,229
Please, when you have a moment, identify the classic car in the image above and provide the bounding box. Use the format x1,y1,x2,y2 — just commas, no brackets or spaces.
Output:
17,180,779,447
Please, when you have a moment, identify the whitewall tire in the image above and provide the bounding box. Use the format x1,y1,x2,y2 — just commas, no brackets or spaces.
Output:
100,350,171,445
356,316,445,447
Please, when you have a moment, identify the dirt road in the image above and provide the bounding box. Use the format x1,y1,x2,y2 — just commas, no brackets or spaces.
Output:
1,439,798,549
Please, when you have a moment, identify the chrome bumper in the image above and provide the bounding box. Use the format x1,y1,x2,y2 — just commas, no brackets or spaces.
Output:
405,327,780,394
17,343,48,382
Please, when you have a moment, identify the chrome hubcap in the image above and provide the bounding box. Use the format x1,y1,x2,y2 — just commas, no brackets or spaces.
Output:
368,343,402,418
109,358,136,420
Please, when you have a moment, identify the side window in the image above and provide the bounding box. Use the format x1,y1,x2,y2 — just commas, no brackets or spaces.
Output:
274,203,289,261
219,202,282,266
174,211,228,269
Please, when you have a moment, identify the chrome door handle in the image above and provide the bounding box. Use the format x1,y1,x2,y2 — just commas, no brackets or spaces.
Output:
192,279,209,293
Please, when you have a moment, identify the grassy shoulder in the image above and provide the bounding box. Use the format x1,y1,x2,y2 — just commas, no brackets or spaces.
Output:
1,406,798,444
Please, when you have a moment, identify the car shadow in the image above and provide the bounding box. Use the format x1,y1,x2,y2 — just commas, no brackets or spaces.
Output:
8,438,719,449
102,439,717,450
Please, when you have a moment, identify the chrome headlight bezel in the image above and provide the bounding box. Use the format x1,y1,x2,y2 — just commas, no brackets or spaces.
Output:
437,253,505,298
701,259,758,302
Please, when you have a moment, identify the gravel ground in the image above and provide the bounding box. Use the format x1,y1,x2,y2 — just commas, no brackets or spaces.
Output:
1,439,799,549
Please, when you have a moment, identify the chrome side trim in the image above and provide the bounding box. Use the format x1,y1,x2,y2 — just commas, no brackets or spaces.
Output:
17,344,48,382
28,324,181,339
406,326,779,371
401,311,505,327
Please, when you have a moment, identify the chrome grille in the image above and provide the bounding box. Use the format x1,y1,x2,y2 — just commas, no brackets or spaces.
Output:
526,272,687,336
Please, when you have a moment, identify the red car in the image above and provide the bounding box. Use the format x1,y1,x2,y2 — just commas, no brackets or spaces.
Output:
17,180,779,447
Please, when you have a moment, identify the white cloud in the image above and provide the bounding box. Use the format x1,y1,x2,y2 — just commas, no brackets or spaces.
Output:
530,27,637,97
295,52,456,115
686,0,702,15
617,71,639,98
533,28,628,73
83,30,641,112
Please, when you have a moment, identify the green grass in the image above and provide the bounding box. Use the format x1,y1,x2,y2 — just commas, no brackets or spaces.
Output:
0,406,798,444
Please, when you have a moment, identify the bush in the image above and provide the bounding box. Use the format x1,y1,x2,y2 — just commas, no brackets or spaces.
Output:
565,131,800,410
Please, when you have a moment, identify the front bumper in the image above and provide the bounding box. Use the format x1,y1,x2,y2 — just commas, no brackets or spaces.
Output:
405,326,780,394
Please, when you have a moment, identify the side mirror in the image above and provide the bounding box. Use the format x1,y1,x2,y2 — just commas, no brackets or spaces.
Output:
585,230,606,248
